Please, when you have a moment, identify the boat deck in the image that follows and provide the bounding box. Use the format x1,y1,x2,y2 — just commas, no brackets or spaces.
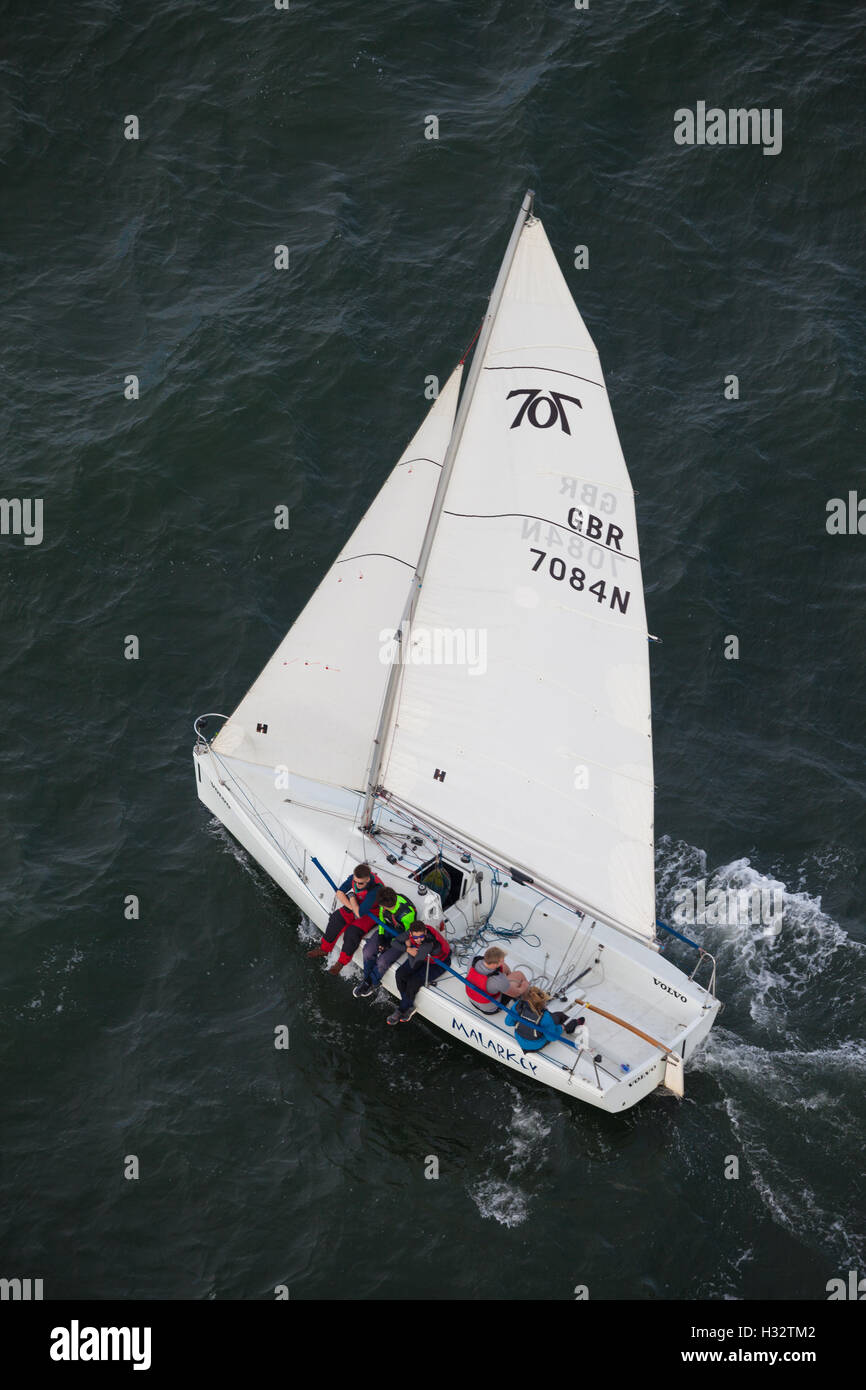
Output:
368,906,692,1093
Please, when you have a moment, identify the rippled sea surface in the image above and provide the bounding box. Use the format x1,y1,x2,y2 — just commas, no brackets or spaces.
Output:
2,0,864,1300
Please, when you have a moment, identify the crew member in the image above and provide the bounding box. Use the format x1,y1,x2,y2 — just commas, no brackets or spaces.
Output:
354,887,417,997
465,946,529,1013
307,863,382,975
386,919,452,1025
504,987,583,1052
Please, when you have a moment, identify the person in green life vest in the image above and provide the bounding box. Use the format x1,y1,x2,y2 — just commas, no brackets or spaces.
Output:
353,887,416,998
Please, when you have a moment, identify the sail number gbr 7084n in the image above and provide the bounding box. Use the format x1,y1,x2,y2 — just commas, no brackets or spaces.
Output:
528,548,631,614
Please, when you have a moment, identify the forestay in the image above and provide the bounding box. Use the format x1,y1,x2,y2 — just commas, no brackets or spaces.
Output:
213,368,463,790
379,217,655,941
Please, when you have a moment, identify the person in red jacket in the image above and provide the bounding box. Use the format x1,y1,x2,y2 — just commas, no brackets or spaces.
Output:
386,919,451,1025
307,863,382,975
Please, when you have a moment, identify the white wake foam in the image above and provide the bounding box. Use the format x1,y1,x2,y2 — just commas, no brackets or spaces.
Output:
469,1091,552,1227
657,836,865,1270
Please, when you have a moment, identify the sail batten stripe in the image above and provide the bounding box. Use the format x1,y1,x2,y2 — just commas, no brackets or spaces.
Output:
335,552,415,568
484,365,604,388
440,510,639,563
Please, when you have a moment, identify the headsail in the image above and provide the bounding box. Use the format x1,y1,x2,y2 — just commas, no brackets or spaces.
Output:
213,367,463,790
378,210,655,941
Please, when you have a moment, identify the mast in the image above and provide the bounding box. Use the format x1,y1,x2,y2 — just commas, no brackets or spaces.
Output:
361,189,535,827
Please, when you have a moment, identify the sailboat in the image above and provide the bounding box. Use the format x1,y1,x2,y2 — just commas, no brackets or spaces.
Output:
193,191,721,1112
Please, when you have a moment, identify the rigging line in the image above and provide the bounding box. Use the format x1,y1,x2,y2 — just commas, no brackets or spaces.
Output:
483,365,604,389
205,745,366,807
396,455,444,469
493,929,542,949
459,319,484,365
521,893,556,930
379,800,505,890
369,824,429,860
363,825,427,872
279,798,357,823
446,900,472,937
548,903,597,979
440,511,639,563
334,552,415,568
549,934,583,993
207,746,306,879
550,922,596,994
498,892,556,950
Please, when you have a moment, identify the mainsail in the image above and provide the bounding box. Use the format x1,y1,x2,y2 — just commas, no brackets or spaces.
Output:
213,367,463,790
377,207,656,941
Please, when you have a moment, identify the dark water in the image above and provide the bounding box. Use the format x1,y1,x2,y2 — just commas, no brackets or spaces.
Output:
2,0,865,1302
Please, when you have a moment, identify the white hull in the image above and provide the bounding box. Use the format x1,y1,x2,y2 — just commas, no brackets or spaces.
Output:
194,740,721,1113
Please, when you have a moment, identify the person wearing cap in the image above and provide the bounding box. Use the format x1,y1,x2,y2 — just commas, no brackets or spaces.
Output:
306,863,381,975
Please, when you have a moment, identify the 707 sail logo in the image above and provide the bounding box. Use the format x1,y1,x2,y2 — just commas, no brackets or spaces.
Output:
507,388,582,433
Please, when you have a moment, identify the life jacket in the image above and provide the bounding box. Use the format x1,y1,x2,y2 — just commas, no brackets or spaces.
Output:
339,871,383,924
466,957,499,1005
420,921,451,962
375,893,415,937
512,999,547,1042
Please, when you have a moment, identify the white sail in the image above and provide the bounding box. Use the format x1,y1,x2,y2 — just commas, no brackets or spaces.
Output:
379,218,655,941
213,367,463,790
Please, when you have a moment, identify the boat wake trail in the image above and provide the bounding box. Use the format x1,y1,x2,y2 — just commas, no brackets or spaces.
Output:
469,1091,552,1228
703,1031,866,1269
657,836,866,1270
